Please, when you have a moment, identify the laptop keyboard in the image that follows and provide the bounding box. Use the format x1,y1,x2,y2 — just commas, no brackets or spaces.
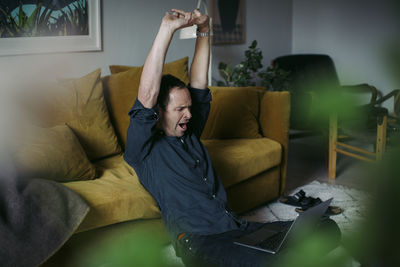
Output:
259,229,288,251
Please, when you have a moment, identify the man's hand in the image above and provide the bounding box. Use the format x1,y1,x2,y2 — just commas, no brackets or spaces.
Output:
191,9,210,32
162,9,194,32
138,7,210,108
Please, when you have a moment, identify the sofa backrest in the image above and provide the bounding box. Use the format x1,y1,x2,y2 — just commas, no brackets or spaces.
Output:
102,58,268,147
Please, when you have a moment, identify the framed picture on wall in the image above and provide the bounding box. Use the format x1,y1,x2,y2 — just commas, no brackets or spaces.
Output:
210,0,245,45
0,0,101,56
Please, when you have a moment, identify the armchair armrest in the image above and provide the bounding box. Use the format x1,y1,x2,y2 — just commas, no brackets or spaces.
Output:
340,83,378,104
374,89,400,118
259,91,290,194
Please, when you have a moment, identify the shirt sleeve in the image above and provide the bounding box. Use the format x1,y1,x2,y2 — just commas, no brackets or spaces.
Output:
124,99,159,165
188,86,212,138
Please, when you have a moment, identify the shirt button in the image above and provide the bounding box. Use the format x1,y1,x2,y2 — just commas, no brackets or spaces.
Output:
196,159,200,163
212,194,216,199
203,177,207,181
225,210,229,214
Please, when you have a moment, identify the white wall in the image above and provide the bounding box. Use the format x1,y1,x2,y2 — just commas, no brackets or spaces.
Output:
212,0,293,84
0,0,195,84
0,0,292,86
2,0,397,92
292,0,400,107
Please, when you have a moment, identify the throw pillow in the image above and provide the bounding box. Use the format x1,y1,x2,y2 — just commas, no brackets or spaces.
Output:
201,86,264,139
103,57,189,147
14,124,97,182
30,69,122,161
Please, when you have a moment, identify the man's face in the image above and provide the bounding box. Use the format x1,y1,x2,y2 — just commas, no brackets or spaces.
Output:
159,87,192,137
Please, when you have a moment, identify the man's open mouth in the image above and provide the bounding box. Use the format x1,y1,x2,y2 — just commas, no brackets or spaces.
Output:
179,123,187,131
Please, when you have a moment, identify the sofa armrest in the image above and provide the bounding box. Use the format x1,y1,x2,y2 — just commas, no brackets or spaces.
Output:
259,91,290,195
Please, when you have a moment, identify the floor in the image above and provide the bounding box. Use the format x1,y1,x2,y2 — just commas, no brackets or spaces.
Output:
283,134,377,267
285,133,371,193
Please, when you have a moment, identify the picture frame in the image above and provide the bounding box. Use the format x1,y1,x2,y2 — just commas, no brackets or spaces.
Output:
0,0,102,56
210,0,246,45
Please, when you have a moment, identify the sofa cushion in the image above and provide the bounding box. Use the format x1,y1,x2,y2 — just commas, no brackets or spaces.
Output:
14,124,97,182
201,87,264,139
64,154,161,232
26,69,121,161
203,138,282,187
103,57,189,147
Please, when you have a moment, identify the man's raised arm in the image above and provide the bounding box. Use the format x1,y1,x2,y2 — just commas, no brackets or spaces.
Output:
138,9,193,108
190,9,210,89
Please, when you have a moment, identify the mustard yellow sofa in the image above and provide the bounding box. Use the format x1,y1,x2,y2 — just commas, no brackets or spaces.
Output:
21,57,290,266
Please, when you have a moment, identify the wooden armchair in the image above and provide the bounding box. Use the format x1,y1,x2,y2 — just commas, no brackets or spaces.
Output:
329,88,400,179
272,54,399,179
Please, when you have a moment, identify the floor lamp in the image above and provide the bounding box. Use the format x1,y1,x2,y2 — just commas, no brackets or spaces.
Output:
179,0,213,86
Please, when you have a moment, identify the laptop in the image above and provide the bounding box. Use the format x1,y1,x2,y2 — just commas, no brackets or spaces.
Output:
234,198,333,254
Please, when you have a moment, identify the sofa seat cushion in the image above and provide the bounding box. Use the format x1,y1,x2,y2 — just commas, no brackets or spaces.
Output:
63,154,161,233
202,138,282,188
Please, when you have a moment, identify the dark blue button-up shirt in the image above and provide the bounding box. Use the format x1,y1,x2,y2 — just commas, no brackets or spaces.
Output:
124,87,247,247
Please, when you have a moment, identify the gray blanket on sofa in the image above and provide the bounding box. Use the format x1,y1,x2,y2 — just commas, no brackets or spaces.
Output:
0,161,89,267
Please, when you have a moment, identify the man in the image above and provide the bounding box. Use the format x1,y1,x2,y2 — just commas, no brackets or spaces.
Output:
124,8,340,267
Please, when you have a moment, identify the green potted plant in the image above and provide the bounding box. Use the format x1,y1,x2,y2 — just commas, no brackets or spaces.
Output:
259,64,291,91
216,40,262,87
216,40,291,90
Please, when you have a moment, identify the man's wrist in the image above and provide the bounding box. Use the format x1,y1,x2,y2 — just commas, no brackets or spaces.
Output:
196,24,211,37
197,24,210,33
196,30,211,38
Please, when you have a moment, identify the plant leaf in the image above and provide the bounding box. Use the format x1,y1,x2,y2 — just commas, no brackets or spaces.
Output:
26,3,42,35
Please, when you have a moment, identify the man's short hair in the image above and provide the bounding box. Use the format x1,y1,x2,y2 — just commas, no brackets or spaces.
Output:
158,74,187,110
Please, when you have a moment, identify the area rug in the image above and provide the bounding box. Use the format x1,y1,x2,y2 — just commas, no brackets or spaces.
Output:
241,180,370,235
161,180,368,266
